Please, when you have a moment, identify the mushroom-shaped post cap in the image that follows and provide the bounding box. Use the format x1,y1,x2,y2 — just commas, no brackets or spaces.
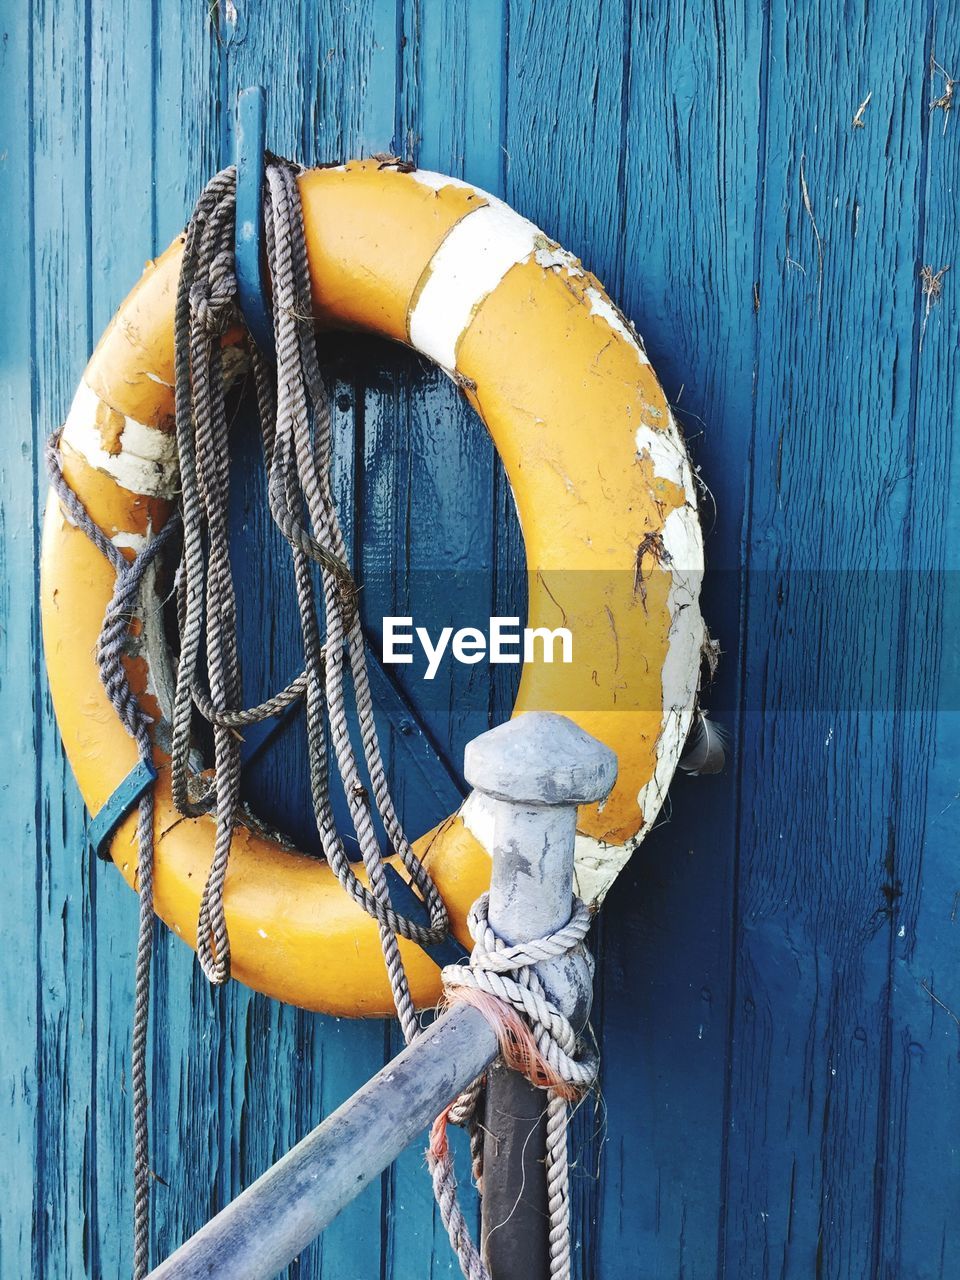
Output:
464,711,618,807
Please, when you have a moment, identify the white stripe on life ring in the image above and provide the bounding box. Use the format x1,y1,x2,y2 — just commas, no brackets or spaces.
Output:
61,381,179,499
408,189,653,380
408,200,542,370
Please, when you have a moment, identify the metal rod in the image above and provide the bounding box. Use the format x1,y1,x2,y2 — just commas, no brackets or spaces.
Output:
234,85,275,359
147,1005,498,1280
465,713,616,1279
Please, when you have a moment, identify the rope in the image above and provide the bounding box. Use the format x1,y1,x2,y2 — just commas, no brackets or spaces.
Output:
47,161,447,1275
430,894,599,1280
45,439,180,1278
47,160,596,1279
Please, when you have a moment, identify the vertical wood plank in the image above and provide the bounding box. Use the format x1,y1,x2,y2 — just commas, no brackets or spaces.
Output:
503,0,628,278
500,5,637,1273
29,0,97,1273
148,7,227,1272
406,0,507,192
0,5,40,1278
85,2,167,1272
144,8,246,1273
880,6,960,1276
215,5,408,1278
594,3,763,1275
384,7,510,1273
723,5,932,1277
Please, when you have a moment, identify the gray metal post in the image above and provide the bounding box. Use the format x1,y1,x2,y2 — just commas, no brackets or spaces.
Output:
465,712,617,1280
148,1005,498,1280
146,711,615,1280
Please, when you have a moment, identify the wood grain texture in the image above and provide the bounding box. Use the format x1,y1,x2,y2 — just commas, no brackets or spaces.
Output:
592,3,763,1275
725,7,943,1278
28,2,99,1277
0,6,39,1279
879,7,960,1277
1,0,957,1277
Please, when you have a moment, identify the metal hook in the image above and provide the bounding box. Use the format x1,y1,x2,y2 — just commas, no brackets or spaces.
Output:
234,85,275,359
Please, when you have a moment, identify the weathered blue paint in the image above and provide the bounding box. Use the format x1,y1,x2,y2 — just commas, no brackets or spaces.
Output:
1,2,958,1278
234,86,274,360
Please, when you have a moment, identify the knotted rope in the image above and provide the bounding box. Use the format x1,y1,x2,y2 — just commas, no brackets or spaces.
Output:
47,160,598,1280
429,894,599,1280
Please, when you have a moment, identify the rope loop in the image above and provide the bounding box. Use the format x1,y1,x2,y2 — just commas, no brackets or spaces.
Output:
188,278,236,337
428,896,599,1280
443,894,597,1094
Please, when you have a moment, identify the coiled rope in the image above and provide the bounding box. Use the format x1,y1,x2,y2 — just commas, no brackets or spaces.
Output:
47,160,597,1280
431,895,599,1280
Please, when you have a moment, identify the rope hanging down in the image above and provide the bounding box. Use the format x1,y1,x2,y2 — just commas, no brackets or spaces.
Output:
44,439,178,1280
47,160,599,1280
168,162,448,1004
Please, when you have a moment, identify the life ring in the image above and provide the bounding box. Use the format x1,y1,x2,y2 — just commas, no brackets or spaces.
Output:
41,160,705,1016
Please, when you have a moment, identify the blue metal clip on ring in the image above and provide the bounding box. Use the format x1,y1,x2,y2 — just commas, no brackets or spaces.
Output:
235,86,275,360
89,758,159,861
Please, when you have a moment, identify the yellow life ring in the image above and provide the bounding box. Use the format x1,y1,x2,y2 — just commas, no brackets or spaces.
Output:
40,161,705,1016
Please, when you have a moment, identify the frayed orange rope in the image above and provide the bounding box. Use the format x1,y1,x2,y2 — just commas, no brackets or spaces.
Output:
429,986,581,1162
429,1105,456,1161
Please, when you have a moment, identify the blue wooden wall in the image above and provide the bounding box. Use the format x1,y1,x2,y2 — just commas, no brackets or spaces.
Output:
1,1,958,1276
